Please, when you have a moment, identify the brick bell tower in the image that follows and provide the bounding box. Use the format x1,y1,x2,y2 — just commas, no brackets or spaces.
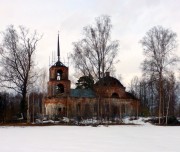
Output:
47,33,71,97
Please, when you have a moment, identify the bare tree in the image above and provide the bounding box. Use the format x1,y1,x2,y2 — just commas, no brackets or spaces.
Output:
36,67,48,116
0,25,41,117
71,15,119,80
140,26,179,124
129,76,140,98
36,67,48,96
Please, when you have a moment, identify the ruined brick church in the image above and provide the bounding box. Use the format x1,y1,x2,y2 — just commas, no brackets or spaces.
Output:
43,35,139,119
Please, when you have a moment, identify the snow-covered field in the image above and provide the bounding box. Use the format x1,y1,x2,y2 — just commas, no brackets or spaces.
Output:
0,123,180,152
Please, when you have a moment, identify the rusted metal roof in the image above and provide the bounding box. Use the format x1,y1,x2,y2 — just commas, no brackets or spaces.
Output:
70,89,96,98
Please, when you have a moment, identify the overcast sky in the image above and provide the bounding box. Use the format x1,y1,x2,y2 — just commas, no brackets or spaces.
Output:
1,0,180,87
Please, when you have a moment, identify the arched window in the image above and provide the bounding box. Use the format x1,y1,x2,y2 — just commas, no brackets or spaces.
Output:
111,93,119,98
112,105,118,118
122,104,126,114
57,70,63,80
63,107,66,115
84,104,91,118
58,107,61,113
105,104,109,112
76,103,81,113
94,104,97,113
56,84,64,94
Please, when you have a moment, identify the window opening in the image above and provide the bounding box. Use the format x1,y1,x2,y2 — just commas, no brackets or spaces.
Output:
56,84,64,94
111,93,119,98
57,70,63,80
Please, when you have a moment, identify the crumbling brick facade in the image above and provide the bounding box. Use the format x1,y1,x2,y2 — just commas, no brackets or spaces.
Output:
43,62,139,119
43,35,139,120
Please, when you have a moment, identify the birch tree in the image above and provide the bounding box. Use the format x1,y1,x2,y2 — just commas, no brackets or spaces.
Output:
140,26,179,124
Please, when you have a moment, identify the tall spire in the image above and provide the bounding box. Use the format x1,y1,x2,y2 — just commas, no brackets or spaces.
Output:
55,32,65,67
57,32,60,62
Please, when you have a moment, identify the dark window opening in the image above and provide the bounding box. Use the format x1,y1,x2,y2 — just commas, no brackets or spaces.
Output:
111,93,119,98
58,108,61,112
56,84,64,94
84,104,91,118
94,104,97,113
76,104,81,113
105,104,109,112
63,107,66,115
112,106,118,118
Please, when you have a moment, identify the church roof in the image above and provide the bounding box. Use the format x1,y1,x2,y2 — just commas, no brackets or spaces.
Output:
125,92,138,100
95,74,125,88
55,61,66,67
70,89,96,98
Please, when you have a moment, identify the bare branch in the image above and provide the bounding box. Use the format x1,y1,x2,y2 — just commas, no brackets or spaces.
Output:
71,15,119,80
0,25,41,115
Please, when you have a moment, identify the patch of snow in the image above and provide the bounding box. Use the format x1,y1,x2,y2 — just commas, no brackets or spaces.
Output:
123,117,152,125
62,117,70,123
0,125,180,152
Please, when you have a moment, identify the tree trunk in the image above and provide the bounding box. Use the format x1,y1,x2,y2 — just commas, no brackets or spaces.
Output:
166,92,171,125
159,73,162,125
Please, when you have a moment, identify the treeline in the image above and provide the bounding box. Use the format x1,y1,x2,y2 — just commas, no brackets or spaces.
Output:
129,26,180,124
0,91,44,123
129,74,180,118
